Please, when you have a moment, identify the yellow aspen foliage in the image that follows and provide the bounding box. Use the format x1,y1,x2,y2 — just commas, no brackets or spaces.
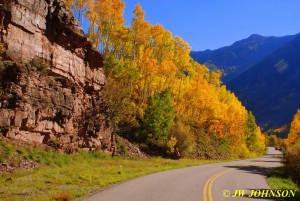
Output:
285,110,300,182
136,47,159,103
65,0,74,9
86,0,125,55
287,109,300,145
131,4,151,58
80,0,265,159
173,36,191,69
159,52,177,84
256,127,266,153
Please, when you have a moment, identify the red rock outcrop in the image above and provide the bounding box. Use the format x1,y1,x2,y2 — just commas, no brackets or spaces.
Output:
1,0,104,90
0,0,113,152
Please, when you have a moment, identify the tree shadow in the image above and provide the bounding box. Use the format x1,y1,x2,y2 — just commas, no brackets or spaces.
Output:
250,160,283,163
224,164,274,177
223,156,300,201
224,155,282,177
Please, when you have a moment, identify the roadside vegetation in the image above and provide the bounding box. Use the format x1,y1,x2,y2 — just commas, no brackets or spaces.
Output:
267,110,300,200
284,110,300,187
267,167,300,201
0,140,226,201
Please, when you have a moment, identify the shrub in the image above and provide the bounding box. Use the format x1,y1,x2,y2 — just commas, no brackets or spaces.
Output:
0,42,5,68
3,60,15,69
285,141,300,184
167,135,178,154
29,57,50,75
116,141,128,155
0,142,16,162
170,121,196,158
0,42,5,55
51,192,71,201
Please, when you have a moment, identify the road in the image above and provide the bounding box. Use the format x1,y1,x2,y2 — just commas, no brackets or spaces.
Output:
82,147,283,201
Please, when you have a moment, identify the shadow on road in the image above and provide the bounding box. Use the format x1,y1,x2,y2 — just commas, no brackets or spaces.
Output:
250,160,283,163
224,164,274,176
223,153,300,201
224,154,283,177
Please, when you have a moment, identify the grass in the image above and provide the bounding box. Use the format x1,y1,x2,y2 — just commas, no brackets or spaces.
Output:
0,141,225,201
267,166,300,201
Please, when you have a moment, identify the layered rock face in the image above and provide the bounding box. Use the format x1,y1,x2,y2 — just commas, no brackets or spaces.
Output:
0,0,112,151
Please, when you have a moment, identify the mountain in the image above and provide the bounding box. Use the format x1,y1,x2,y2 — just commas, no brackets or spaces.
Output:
226,34,300,135
191,34,297,82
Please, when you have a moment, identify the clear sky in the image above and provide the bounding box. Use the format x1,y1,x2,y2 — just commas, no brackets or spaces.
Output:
120,0,300,51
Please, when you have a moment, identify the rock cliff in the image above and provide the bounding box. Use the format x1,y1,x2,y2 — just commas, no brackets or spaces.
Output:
0,0,113,152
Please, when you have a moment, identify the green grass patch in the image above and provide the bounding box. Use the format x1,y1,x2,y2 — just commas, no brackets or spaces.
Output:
0,141,225,201
267,166,300,201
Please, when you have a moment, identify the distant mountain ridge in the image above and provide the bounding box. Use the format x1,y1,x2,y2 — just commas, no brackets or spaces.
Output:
191,34,297,82
226,34,300,136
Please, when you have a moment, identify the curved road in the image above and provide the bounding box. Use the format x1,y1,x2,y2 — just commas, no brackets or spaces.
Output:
82,147,283,201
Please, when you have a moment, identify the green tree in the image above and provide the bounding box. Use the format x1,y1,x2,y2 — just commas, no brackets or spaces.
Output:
266,134,278,147
245,112,259,152
141,89,175,143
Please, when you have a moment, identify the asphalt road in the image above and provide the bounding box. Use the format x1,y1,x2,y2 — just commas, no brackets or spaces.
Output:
82,147,283,201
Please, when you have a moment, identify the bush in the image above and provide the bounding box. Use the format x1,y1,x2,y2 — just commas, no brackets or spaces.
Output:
0,142,16,163
116,141,128,155
0,42,5,68
0,42,5,55
29,57,50,75
51,192,71,201
285,142,300,184
170,121,196,158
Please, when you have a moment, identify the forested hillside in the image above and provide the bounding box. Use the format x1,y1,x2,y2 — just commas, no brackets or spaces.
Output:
66,0,265,159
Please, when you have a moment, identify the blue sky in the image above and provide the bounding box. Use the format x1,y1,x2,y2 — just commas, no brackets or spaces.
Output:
121,0,300,51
